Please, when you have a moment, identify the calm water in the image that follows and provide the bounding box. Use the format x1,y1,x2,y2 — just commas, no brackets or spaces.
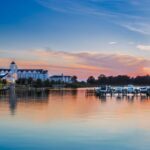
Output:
0,88,150,150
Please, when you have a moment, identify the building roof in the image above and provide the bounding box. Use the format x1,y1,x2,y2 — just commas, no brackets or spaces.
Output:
0,69,48,73
0,69,10,71
0,73,8,78
18,69,48,73
50,75,72,78
0,62,48,74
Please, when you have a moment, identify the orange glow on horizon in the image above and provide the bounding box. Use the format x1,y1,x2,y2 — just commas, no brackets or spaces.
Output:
0,49,149,79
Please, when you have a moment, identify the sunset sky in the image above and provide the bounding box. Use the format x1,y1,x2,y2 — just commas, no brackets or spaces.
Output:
0,0,150,79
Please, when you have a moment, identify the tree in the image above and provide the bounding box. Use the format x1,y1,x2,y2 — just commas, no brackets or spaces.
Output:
16,78,26,85
27,77,33,85
43,79,50,87
72,76,78,83
34,79,42,88
98,74,107,85
2,79,7,85
87,76,96,84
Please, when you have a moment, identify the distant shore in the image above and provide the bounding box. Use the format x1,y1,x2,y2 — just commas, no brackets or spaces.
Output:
0,74,150,91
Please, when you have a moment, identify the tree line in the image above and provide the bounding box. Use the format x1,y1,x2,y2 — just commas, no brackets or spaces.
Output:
1,74,150,88
87,74,150,86
15,76,79,88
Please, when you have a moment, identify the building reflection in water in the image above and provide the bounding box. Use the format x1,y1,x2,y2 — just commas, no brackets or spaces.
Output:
0,88,50,115
0,88,78,116
9,84,17,115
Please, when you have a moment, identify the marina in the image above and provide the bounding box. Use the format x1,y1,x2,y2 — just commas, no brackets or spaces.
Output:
86,85,150,97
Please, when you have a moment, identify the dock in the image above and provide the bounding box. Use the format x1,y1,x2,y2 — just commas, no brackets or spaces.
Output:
86,86,150,97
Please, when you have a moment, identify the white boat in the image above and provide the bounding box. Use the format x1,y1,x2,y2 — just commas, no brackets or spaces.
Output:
140,86,149,94
127,85,135,94
115,87,123,94
95,85,113,95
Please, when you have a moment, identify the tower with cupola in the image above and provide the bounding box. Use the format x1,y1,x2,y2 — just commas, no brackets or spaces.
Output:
9,61,18,74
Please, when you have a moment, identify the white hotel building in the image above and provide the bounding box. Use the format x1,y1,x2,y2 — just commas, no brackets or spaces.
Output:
0,62,48,81
49,74,73,83
0,62,73,83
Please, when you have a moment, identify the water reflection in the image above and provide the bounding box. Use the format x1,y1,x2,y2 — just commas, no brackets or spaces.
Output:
0,88,149,118
0,88,150,150
0,88,49,116
96,94,150,103
9,84,17,115
49,89,78,96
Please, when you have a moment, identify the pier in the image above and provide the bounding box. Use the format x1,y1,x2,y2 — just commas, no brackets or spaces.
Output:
86,86,150,97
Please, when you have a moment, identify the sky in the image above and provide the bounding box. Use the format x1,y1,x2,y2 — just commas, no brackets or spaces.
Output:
0,0,150,79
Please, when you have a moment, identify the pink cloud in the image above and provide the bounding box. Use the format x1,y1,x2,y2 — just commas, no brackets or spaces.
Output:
0,50,149,79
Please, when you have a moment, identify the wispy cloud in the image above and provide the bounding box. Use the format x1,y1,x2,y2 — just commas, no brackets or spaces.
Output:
121,22,150,35
36,0,150,35
137,44,150,51
109,42,117,45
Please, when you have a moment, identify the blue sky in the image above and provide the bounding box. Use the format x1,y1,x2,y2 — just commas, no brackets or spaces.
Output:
0,0,150,78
